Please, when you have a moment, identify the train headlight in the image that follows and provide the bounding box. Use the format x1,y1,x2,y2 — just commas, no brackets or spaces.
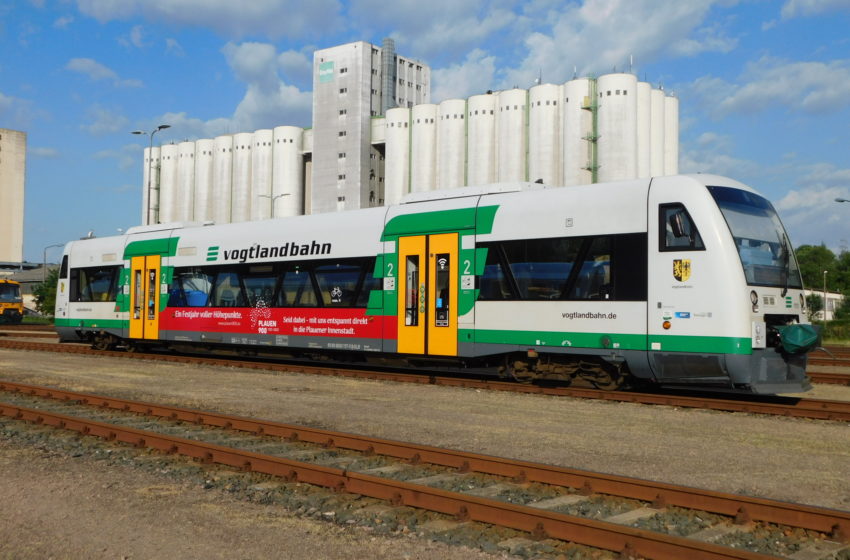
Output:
750,290,759,313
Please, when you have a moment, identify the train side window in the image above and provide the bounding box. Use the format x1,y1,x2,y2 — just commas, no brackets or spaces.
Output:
59,255,68,279
567,237,612,300
660,204,704,251
356,258,382,308
210,271,245,307
502,237,581,300
168,268,213,307
281,264,318,307
70,266,120,302
477,245,513,300
315,262,361,307
243,265,279,308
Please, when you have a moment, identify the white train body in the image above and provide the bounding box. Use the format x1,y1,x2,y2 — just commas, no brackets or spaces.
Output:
55,175,813,393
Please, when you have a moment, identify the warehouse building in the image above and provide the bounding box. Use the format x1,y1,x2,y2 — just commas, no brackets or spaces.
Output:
141,41,678,225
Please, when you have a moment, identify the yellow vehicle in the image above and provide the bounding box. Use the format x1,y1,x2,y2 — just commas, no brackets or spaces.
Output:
0,278,23,324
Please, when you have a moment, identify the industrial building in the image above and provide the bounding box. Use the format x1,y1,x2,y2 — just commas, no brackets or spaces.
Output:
0,128,26,264
141,41,678,225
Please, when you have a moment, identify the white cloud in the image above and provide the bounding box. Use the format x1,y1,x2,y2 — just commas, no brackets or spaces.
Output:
781,0,850,19
82,105,130,135
0,91,43,127
347,0,518,61
66,57,143,88
688,56,850,116
500,0,739,89
771,162,850,249
165,38,185,57
29,147,60,158
679,131,762,178
75,0,342,39
53,15,74,28
431,49,498,101
139,41,313,138
93,143,140,170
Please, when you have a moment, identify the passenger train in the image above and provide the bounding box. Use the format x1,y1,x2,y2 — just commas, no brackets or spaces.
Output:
55,174,819,394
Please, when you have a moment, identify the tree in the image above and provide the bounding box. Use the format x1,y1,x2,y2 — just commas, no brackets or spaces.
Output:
795,244,837,291
33,268,59,317
805,294,823,322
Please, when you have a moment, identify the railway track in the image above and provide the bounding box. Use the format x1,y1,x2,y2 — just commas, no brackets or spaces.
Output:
1,339,849,422
1,380,847,560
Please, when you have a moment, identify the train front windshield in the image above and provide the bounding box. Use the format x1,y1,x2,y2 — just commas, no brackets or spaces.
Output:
707,186,803,289
0,284,21,302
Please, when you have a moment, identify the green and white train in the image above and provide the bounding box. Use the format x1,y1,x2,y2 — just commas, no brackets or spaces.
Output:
55,174,819,394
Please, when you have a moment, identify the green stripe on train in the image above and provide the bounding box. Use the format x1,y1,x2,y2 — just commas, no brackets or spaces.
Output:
123,237,180,258
55,318,127,329
465,329,752,354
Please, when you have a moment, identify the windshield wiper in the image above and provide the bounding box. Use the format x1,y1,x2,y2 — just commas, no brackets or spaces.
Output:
780,233,790,297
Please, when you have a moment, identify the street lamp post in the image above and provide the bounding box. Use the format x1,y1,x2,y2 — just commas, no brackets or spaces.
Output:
823,270,828,322
132,124,171,225
259,193,290,218
42,243,64,283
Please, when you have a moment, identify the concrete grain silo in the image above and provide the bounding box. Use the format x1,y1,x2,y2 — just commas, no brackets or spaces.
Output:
528,84,562,185
410,104,437,192
664,95,679,176
597,73,637,183
212,135,233,224
497,89,527,182
437,99,466,189
158,143,179,223
175,141,196,222
384,107,410,205
231,132,253,223
194,139,214,223
251,129,274,221
562,78,594,186
141,146,161,225
650,89,666,177
466,93,497,186
272,126,304,218
636,81,651,179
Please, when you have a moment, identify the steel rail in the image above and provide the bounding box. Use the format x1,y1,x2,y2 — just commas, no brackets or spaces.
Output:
3,339,850,422
2,380,848,541
808,371,850,386
0,399,791,560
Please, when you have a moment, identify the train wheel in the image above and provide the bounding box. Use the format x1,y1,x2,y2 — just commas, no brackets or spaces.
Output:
91,333,116,351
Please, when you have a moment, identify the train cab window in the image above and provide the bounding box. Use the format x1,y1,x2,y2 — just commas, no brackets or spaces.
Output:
210,272,245,307
69,266,120,302
315,262,361,307
660,204,704,251
59,255,68,279
280,265,318,307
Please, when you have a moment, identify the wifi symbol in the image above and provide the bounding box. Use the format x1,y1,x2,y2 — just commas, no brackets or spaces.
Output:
437,258,448,268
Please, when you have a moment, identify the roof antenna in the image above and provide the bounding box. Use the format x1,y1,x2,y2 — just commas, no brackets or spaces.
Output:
573,65,577,79
629,54,634,74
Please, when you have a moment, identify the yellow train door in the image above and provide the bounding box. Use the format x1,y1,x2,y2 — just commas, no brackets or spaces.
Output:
129,255,161,340
396,233,458,356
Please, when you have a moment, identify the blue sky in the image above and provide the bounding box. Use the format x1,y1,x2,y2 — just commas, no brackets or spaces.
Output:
2,0,850,264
